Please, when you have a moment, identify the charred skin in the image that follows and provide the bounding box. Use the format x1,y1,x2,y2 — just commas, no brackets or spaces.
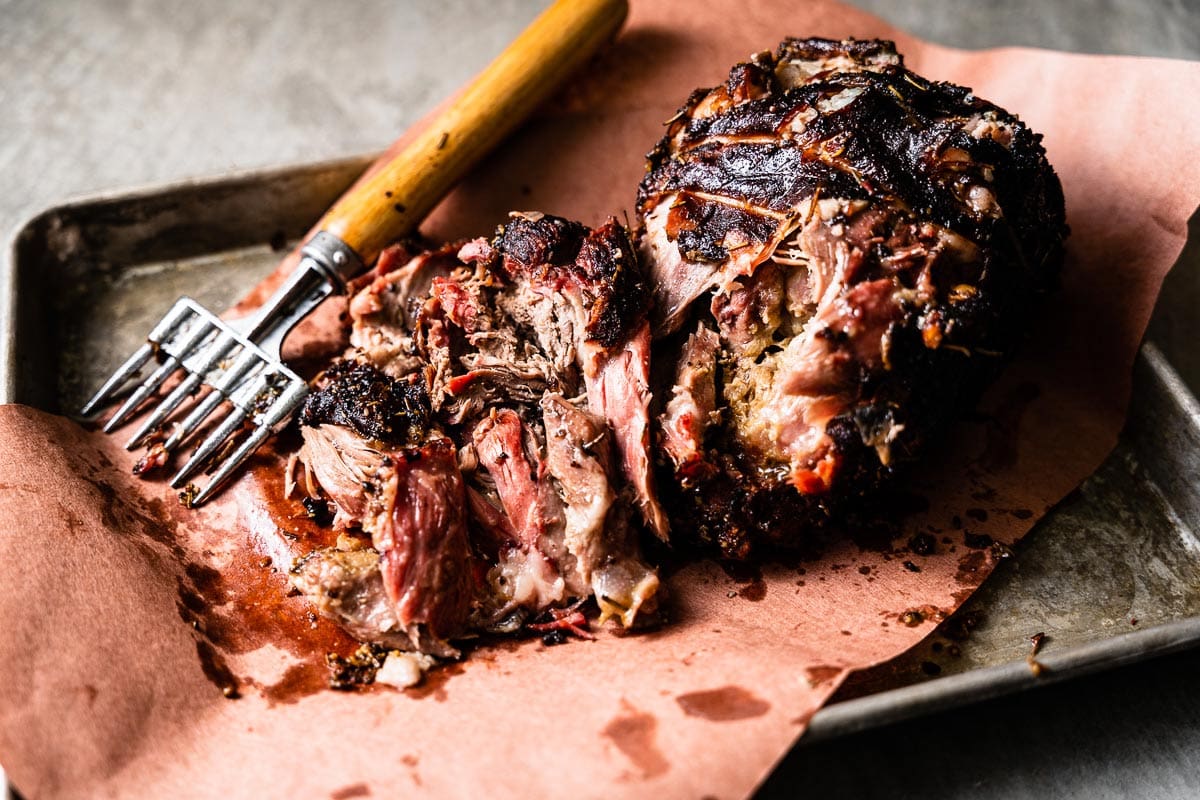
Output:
638,38,1068,558
491,214,651,350
300,360,431,446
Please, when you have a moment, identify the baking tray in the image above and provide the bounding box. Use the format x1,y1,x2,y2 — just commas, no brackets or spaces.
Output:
3,156,1199,777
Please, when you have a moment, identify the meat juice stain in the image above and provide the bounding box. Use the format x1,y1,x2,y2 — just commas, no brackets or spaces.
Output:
205,453,361,700
92,479,125,533
715,559,767,600
955,550,989,585
249,444,343,550
404,660,466,702
603,701,670,779
675,686,770,722
259,661,331,706
899,605,949,627
195,639,241,699
80,424,350,702
173,536,358,702
950,587,978,606
804,665,843,689
400,754,422,787
329,782,372,799
740,579,767,601
96,443,363,703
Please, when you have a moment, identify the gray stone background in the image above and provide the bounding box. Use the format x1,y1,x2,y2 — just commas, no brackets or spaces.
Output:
2,0,1198,797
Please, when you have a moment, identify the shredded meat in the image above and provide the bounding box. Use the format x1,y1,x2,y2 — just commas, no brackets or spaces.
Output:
289,213,662,655
638,38,1067,557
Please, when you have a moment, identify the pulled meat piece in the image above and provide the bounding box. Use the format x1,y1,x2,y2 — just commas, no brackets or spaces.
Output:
540,394,659,627
290,544,458,658
289,214,662,655
291,366,473,656
638,38,1067,557
366,436,475,653
486,214,670,540
659,322,720,477
293,423,385,528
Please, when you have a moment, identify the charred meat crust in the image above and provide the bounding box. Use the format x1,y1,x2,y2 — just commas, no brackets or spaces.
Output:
640,41,1065,275
494,214,650,348
300,360,431,446
639,38,1068,557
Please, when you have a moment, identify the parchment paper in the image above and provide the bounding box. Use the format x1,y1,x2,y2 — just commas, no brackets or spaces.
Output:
3,1,1200,797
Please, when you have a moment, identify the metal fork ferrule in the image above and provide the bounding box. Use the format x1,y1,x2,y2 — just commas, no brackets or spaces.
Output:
300,231,365,291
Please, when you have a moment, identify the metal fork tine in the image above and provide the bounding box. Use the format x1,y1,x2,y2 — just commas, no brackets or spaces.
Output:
188,424,273,506
103,317,216,433
86,228,362,497
125,372,203,449
81,300,198,417
162,388,224,452
170,361,277,487
169,406,249,489
80,343,154,417
103,358,184,433
188,380,308,505
161,347,261,452
125,330,240,449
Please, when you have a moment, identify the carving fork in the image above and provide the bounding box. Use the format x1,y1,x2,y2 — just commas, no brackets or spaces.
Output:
80,0,628,505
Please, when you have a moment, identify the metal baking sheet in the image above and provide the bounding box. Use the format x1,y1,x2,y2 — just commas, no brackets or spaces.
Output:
4,157,1199,758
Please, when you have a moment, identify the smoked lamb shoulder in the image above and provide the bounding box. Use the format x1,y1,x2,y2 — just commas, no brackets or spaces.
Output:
290,214,664,657
637,37,1068,558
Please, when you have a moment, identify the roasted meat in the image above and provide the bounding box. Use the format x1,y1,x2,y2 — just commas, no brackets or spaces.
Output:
637,38,1067,557
290,214,661,655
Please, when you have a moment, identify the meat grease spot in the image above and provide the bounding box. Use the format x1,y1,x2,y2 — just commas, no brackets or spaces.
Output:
676,685,771,721
955,550,989,584
603,701,671,779
740,578,767,601
404,660,466,702
804,665,843,688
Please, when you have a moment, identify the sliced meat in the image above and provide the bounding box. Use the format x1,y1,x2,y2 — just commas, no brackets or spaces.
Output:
348,242,460,377
465,484,519,553
482,214,668,540
472,410,566,553
641,198,722,336
582,322,669,540
540,394,614,566
443,366,547,425
638,38,1067,556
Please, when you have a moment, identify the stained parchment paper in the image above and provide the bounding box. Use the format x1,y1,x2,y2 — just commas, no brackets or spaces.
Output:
3,1,1200,797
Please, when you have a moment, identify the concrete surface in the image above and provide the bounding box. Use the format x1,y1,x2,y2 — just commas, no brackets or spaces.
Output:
1,1,1198,798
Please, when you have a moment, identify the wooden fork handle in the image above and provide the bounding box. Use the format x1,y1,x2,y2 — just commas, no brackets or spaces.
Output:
315,0,628,268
